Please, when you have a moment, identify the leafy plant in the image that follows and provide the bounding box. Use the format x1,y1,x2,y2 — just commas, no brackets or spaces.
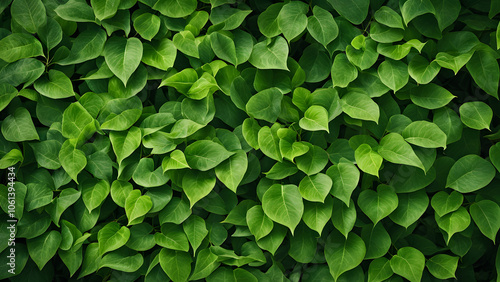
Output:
1,0,500,281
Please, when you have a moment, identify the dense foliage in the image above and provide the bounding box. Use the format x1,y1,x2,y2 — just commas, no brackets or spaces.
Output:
1,0,500,281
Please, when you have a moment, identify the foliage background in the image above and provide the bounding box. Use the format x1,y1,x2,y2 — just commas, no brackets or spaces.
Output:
1,0,500,281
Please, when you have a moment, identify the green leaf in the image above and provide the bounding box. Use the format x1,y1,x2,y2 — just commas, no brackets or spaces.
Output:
11,0,46,33
389,190,429,228
298,173,332,203
258,125,282,162
183,215,208,254
246,205,274,241
133,158,170,188
302,196,333,236
257,3,283,38
459,101,493,130
0,83,17,112
190,249,220,280
155,224,190,252
469,200,500,243
325,230,366,280
426,254,459,279
134,13,161,41
409,84,455,110
159,197,191,225
110,126,142,166
98,222,130,255
401,0,435,25
34,69,75,99
296,144,329,175
378,133,425,171
277,1,308,42
1,107,39,142
110,180,133,208
466,46,499,98
408,55,441,84
142,39,177,70
54,0,95,22
104,37,143,86
341,92,380,123
331,198,356,238
377,59,409,92
327,160,360,206
362,223,391,259
246,88,283,123
368,257,393,282
446,154,495,193
125,190,153,225
249,37,289,70
346,37,379,70
210,31,237,65
402,120,447,149
358,185,398,225
62,102,95,140
374,6,404,29
162,150,191,172
154,0,197,18
431,191,463,217
0,33,43,63
182,170,216,207
435,206,471,244
82,180,110,213
159,248,192,282
262,184,304,234
184,140,235,171
58,26,107,65
59,139,87,184
327,0,369,25
215,150,248,193
289,223,317,263
91,0,119,21
354,144,383,177
331,53,358,88
299,105,330,133
27,230,61,270
307,6,338,47
390,247,425,282
0,148,23,169
99,249,143,272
